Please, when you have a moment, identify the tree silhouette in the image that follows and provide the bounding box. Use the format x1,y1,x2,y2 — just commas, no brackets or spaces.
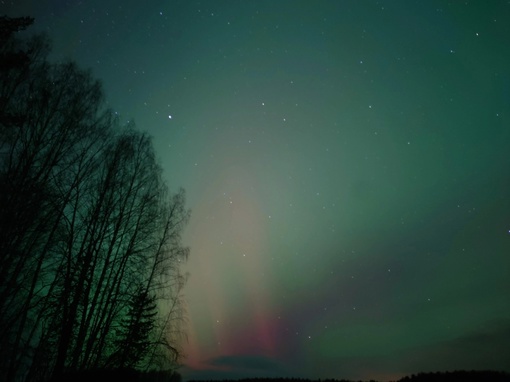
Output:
0,17,189,382
109,287,158,369
0,15,34,43
397,370,510,382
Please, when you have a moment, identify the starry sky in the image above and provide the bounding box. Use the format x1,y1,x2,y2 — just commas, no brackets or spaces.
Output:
5,1,510,381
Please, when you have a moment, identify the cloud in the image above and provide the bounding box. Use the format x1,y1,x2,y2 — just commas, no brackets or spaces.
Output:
181,354,290,381
209,354,282,372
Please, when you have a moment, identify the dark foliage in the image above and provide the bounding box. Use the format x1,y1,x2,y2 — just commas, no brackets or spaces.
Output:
0,15,34,44
109,287,158,368
47,368,181,382
47,368,140,382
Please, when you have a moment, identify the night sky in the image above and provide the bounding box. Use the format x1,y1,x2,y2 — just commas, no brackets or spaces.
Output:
5,1,510,381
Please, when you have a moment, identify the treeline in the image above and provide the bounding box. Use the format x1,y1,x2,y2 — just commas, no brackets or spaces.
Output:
48,367,182,382
0,16,189,382
189,370,510,382
397,370,510,381
187,379,357,382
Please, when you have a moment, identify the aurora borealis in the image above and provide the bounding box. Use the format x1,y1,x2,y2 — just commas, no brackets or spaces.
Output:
5,1,510,381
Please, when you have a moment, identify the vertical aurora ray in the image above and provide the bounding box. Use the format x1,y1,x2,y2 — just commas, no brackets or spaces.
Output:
183,157,281,369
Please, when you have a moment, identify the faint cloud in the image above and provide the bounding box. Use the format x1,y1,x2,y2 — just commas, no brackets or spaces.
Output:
182,354,289,381
210,354,282,372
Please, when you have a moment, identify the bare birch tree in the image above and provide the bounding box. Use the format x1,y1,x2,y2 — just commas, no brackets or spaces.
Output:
0,18,190,382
